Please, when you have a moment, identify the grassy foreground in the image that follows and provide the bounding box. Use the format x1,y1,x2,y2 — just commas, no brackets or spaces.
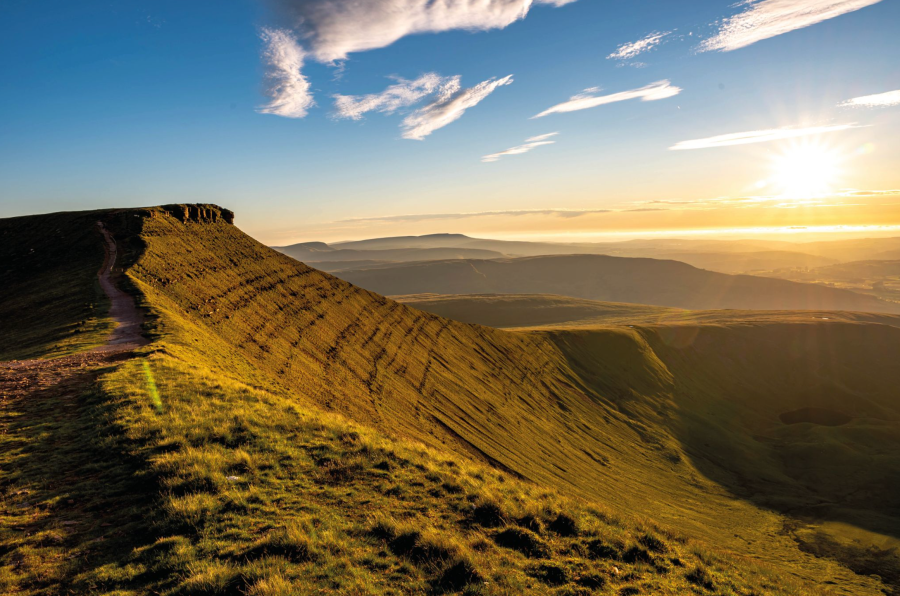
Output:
2,352,808,595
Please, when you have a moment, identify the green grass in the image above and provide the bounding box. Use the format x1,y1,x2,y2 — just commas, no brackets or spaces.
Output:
2,205,898,595
2,353,818,595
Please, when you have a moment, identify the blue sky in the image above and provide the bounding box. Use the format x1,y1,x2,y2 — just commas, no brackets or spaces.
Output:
1,0,899,243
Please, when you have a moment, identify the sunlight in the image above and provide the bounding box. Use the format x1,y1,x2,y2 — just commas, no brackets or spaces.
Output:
771,142,843,199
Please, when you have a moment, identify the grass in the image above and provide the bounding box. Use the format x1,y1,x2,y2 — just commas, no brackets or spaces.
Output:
2,353,821,595
2,204,898,594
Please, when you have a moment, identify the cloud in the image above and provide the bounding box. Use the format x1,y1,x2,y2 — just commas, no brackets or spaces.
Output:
339,207,610,223
533,80,681,118
482,132,559,162
401,75,513,140
332,73,456,119
838,89,900,108
669,123,861,150
607,31,672,61
268,0,577,63
834,188,900,197
699,0,883,53
257,28,315,118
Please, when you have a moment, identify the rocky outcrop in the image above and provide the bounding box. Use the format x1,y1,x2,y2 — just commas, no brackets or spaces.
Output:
159,204,234,224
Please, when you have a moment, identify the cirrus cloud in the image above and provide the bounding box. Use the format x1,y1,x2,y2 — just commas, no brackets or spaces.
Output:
533,80,681,118
257,28,315,118
268,0,577,63
669,123,861,150
332,73,456,120
482,132,559,162
699,0,883,53
838,89,900,108
607,31,672,61
401,75,513,140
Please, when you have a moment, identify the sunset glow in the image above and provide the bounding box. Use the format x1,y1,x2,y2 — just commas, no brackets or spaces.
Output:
771,143,843,199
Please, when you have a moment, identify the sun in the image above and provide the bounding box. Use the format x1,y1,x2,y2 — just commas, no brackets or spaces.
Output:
770,142,842,200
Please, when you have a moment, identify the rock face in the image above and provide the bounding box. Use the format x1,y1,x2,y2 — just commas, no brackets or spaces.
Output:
159,204,234,224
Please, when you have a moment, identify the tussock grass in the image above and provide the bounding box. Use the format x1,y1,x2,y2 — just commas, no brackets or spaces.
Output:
1,353,809,595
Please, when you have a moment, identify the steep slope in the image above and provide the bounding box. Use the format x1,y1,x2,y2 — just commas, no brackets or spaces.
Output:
2,205,899,595
332,254,900,314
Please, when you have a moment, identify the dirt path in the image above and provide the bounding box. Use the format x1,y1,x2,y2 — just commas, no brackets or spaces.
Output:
0,224,156,591
0,222,148,392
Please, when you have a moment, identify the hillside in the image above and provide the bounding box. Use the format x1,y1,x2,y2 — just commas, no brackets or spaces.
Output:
332,254,900,314
395,293,900,330
2,205,899,595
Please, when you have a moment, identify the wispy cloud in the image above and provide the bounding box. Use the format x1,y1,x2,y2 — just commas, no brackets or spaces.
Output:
332,73,455,120
608,31,672,61
401,75,513,140
669,123,861,150
339,207,610,223
533,80,681,118
699,0,883,53
838,89,900,108
257,28,315,118
834,188,900,197
482,132,559,163
269,0,577,63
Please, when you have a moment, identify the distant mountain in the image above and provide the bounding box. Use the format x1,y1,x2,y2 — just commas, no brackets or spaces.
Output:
334,254,900,314
287,234,844,274
332,233,475,250
274,242,507,263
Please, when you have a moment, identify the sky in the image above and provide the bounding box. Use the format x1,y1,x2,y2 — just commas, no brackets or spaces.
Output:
1,0,899,245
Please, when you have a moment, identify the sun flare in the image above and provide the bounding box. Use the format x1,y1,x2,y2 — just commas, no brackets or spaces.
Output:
771,142,842,199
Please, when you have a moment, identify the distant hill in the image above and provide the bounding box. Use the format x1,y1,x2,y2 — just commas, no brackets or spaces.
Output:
762,259,900,304
605,249,836,273
792,237,900,261
298,233,866,274
334,254,900,314
395,293,900,329
274,241,507,263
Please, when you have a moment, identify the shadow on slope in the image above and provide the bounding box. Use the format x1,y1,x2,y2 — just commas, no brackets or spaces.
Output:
0,210,115,360
549,322,900,591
